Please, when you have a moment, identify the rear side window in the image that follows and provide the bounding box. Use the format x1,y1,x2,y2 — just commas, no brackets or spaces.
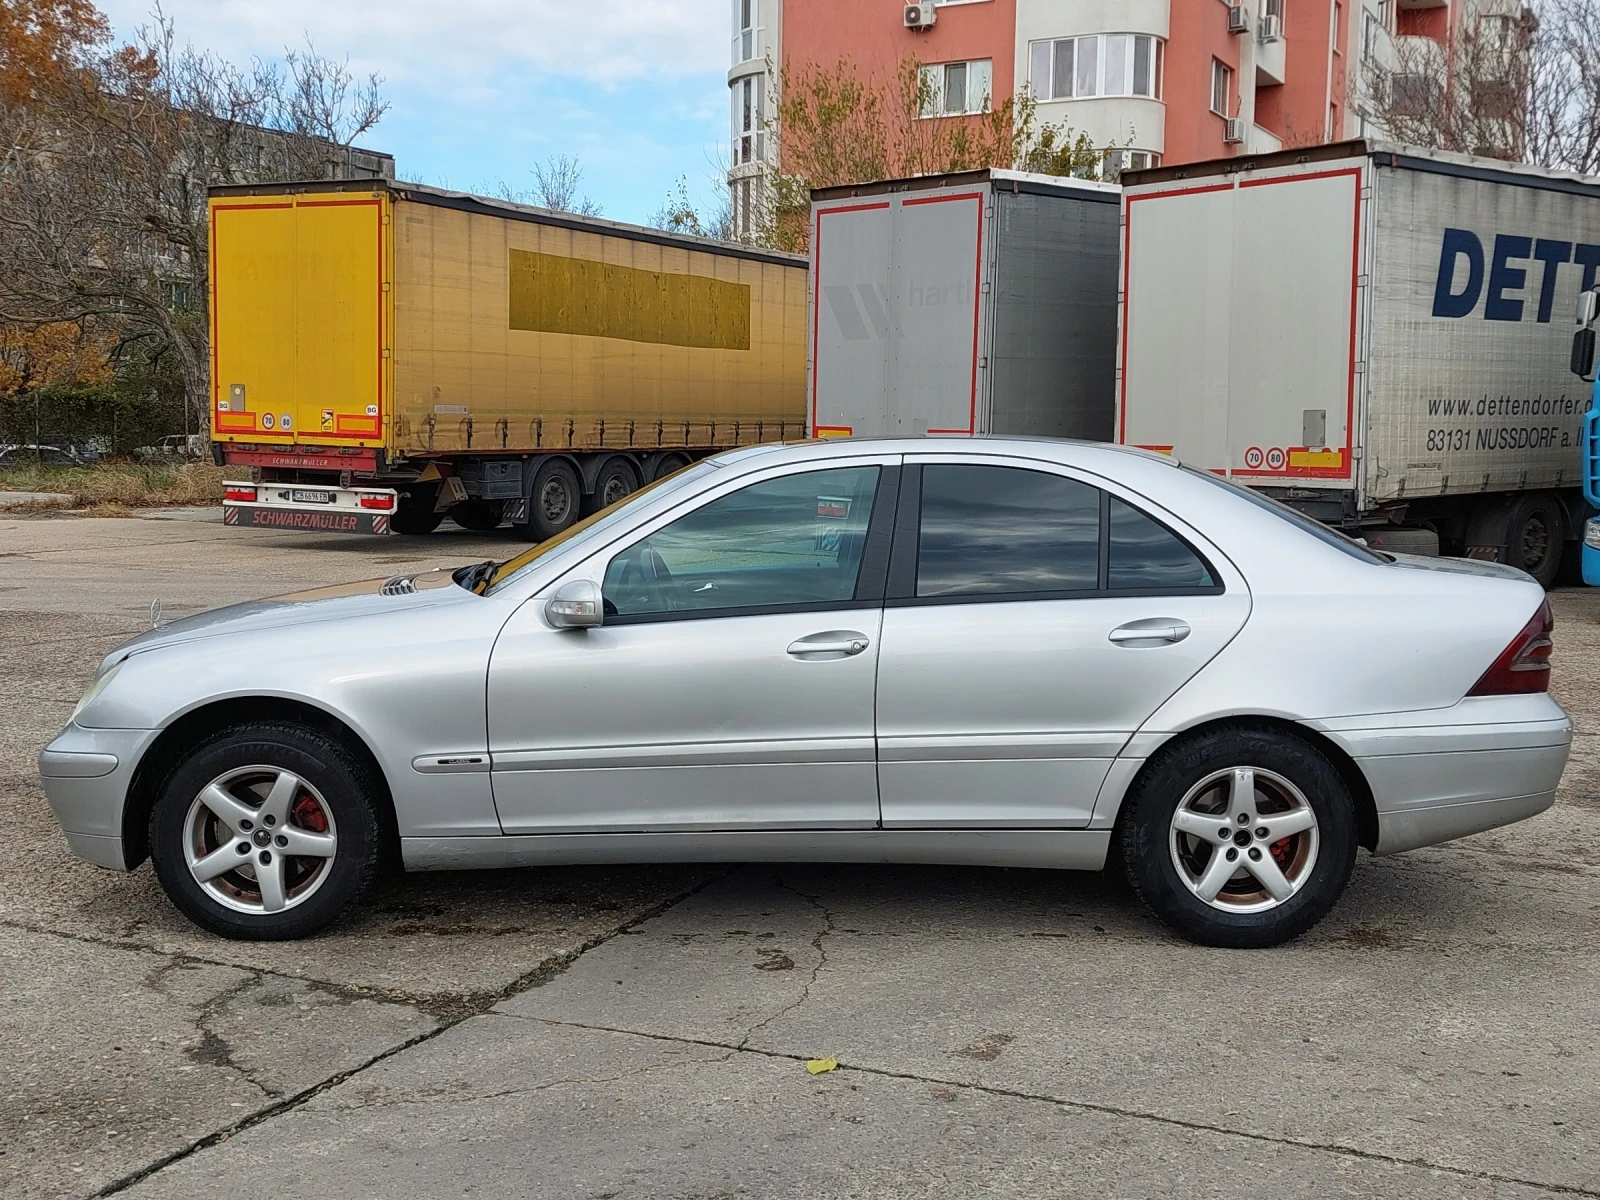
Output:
1108,497,1215,589
917,465,1101,597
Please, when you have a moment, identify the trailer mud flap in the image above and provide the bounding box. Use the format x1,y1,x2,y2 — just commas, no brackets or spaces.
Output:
224,505,391,534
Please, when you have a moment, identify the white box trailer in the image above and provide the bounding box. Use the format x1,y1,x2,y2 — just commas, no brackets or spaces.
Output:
809,169,1120,440
1119,139,1600,584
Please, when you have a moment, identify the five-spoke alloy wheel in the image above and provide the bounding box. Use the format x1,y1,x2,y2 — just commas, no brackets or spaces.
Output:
1120,726,1358,948
150,723,386,940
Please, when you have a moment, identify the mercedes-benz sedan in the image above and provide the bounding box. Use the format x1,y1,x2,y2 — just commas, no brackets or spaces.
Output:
39,438,1571,947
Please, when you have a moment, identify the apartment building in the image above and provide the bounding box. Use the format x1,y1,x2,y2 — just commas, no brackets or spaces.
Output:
728,0,1523,231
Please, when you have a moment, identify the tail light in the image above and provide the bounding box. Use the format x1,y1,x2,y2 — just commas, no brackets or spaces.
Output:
224,485,257,503
359,493,395,511
1468,600,1554,696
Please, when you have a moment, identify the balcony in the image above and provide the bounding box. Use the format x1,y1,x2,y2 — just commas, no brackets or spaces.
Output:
1256,27,1285,86
1398,1,1448,9
1247,123,1284,154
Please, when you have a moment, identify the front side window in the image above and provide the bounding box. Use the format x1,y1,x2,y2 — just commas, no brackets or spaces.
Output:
916,465,1100,598
603,466,880,619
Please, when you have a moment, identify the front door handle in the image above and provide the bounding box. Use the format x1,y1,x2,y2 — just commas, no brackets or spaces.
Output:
787,631,871,659
1108,620,1191,645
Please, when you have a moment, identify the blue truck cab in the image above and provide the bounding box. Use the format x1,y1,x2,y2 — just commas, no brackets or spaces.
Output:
1574,289,1600,583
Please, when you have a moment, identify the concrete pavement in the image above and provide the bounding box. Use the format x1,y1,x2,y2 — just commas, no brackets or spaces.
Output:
3,507,1599,1198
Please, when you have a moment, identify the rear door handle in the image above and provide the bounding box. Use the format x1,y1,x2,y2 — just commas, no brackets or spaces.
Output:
1108,620,1191,645
787,631,871,658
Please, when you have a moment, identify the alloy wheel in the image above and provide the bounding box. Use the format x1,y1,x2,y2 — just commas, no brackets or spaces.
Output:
182,765,339,915
1168,766,1320,913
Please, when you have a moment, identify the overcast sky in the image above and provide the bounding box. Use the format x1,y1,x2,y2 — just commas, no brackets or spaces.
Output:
96,1,732,225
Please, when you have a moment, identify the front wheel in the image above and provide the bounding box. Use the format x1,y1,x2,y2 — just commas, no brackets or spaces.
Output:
148,724,387,940
1119,727,1357,948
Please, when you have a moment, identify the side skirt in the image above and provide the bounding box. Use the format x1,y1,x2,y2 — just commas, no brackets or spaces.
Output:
402,829,1112,872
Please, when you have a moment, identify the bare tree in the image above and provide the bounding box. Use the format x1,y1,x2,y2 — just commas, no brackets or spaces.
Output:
0,10,387,431
1524,0,1600,174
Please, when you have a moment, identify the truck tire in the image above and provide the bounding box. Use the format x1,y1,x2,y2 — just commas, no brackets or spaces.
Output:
1502,493,1564,587
584,457,640,515
649,452,690,482
515,458,581,541
390,486,444,536
449,500,503,532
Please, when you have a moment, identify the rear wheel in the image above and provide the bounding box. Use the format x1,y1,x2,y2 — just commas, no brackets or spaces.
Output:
514,458,581,541
649,451,691,482
448,499,503,532
1119,726,1357,948
148,724,387,940
390,486,444,536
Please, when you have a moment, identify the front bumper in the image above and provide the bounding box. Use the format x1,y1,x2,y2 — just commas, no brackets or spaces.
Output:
1313,696,1572,855
38,723,159,871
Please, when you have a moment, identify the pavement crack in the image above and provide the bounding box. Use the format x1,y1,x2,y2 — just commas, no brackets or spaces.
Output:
737,873,835,1051
516,1016,1600,1199
88,868,732,1197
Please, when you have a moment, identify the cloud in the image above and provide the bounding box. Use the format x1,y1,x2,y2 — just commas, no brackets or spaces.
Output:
96,0,728,86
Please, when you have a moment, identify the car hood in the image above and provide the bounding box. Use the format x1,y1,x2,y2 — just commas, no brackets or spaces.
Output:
102,569,469,672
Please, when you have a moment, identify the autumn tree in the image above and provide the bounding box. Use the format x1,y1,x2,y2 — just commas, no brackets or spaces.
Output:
0,5,388,434
761,55,1116,252
493,152,603,216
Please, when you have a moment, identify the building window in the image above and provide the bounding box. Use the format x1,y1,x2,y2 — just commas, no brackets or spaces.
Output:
740,179,751,236
1211,60,1232,116
918,59,993,117
1102,149,1160,181
1262,0,1283,17
1363,11,1378,59
736,0,756,63
732,76,764,165
1027,34,1161,101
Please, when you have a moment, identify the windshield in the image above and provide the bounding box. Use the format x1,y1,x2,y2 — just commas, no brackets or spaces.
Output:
483,460,719,592
1182,467,1389,564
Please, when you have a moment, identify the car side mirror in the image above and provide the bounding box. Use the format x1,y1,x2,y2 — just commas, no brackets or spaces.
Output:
545,579,603,629
1573,327,1597,382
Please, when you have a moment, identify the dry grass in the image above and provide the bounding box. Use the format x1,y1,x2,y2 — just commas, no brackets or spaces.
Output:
0,461,225,509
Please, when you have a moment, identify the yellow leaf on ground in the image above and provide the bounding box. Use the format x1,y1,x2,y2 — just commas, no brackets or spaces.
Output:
805,1058,839,1075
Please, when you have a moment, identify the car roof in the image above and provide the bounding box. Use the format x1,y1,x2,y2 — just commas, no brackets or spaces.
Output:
709,435,1182,474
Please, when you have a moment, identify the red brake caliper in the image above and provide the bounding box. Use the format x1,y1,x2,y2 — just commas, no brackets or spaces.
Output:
1269,837,1293,868
290,794,327,833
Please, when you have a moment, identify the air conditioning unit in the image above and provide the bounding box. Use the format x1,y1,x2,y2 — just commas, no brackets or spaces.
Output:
904,2,936,30
1259,13,1282,42
1223,118,1246,143
1226,4,1249,34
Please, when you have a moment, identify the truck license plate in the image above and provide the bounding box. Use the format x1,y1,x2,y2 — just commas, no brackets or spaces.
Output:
289,489,334,504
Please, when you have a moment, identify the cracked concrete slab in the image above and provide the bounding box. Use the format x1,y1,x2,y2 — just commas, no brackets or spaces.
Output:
0,924,438,1199
116,1017,1570,1200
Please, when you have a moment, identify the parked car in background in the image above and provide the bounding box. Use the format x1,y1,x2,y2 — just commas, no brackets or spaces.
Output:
38,437,1570,948
0,443,90,467
131,434,206,461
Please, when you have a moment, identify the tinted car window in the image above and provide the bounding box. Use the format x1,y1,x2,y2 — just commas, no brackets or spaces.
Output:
1108,497,1215,589
917,465,1099,598
604,466,879,618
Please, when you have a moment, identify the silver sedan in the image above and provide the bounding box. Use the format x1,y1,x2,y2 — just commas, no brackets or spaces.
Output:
39,438,1571,947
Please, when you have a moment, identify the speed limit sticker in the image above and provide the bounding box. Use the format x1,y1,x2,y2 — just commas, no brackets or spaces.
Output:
1265,447,1286,470
1243,446,1264,469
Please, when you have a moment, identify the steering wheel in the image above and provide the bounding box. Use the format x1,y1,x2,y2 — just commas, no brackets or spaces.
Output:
611,544,687,611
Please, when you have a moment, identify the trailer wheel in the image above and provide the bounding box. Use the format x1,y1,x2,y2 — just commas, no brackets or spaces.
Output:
649,452,690,482
515,459,581,541
390,486,444,536
584,457,640,516
1503,493,1564,587
448,500,503,532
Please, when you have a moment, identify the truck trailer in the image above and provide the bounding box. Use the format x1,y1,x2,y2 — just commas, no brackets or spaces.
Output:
808,169,1120,441
1119,139,1600,586
208,179,808,537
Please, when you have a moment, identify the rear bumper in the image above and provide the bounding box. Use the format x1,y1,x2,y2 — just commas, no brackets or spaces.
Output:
1312,696,1572,854
223,481,397,535
38,724,158,872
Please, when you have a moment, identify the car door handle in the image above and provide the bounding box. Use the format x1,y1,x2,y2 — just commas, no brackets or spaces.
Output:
787,631,871,658
1108,620,1191,645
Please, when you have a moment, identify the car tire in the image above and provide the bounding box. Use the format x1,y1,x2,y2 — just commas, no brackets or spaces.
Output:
513,458,581,541
390,487,444,536
1118,726,1358,949
583,456,640,516
148,723,387,940
448,500,504,531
